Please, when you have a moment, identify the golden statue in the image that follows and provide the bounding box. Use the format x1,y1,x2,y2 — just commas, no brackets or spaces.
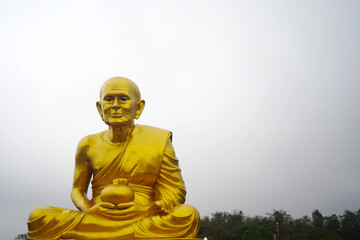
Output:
27,77,200,239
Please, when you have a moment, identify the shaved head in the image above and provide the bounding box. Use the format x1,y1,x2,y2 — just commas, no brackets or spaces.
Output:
99,77,141,100
97,76,145,126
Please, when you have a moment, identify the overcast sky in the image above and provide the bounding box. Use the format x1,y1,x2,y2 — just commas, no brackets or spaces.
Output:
1,0,359,239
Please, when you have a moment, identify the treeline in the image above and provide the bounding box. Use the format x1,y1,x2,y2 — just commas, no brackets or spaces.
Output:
197,209,360,240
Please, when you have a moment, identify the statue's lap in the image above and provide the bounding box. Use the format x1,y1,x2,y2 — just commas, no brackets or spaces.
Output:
28,204,199,239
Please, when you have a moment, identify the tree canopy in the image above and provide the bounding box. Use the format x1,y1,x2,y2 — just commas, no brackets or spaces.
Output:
197,209,360,240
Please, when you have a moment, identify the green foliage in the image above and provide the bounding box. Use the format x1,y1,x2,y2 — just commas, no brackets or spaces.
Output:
306,227,342,240
15,234,28,240
340,209,360,240
312,209,324,228
198,209,360,240
325,214,341,234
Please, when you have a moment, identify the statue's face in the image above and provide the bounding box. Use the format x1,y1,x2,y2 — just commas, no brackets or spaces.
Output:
97,79,144,126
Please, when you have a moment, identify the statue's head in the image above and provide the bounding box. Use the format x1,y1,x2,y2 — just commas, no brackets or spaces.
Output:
96,77,145,127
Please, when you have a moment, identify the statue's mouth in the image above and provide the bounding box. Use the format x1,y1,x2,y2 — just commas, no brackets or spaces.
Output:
110,113,123,118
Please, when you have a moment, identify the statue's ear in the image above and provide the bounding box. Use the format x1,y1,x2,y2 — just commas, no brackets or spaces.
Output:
96,101,104,121
135,99,145,119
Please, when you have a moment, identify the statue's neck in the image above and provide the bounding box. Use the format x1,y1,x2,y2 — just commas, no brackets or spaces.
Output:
106,122,135,143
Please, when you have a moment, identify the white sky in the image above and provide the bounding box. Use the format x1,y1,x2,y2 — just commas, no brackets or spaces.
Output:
1,0,360,239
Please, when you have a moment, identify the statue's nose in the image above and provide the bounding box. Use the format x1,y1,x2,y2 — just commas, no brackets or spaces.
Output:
112,100,121,109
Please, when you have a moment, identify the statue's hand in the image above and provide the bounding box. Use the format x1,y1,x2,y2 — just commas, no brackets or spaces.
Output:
85,202,115,215
104,202,145,220
116,202,135,210
146,200,169,216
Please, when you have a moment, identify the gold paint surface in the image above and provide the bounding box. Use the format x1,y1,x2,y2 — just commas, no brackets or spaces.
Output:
28,77,200,239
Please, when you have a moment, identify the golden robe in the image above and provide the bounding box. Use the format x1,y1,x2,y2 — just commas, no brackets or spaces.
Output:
28,125,199,239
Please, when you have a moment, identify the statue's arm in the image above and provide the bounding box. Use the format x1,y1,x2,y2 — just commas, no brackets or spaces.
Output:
154,139,186,209
71,136,93,211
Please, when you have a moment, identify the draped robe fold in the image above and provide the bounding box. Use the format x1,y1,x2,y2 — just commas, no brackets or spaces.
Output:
28,125,199,239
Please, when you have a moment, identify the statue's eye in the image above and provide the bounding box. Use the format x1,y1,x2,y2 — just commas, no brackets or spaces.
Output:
105,97,113,101
120,97,128,101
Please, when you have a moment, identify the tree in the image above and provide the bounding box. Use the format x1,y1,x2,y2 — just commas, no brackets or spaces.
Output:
306,227,342,240
15,234,28,240
197,215,210,238
312,209,324,228
269,210,292,225
325,214,341,234
268,210,293,238
340,209,360,240
293,215,312,233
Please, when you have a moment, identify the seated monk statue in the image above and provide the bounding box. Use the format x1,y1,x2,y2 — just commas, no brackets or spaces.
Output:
28,77,200,239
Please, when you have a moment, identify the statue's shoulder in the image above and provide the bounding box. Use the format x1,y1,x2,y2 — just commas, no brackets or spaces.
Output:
135,124,171,134
134,124,172,141
77,131,106,149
